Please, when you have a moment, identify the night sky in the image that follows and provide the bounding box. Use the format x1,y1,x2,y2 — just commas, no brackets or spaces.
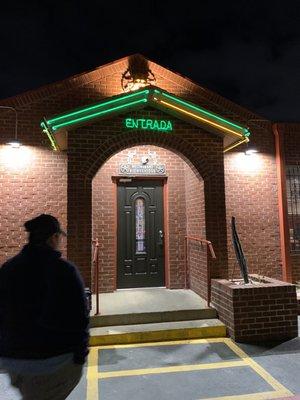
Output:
0,1,299,122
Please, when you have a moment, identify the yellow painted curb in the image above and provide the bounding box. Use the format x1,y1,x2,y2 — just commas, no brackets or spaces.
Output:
89,325,226,346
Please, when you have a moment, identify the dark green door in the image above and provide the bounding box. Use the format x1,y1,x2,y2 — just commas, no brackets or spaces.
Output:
117,180,165,288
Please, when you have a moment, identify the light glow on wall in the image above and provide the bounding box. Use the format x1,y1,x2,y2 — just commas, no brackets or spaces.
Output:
0,145,33,171
230,152,263,175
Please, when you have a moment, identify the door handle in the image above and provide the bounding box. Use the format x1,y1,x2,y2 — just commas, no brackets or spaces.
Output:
158,230,164,246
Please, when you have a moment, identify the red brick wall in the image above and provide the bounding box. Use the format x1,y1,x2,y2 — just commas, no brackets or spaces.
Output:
0,58,142,270
224,127,282,281
280,123,300,282
0,144,67,263
0,68,129,267
185,164,205,238
0,64,144,273
188,242,208,299
184,164,208,298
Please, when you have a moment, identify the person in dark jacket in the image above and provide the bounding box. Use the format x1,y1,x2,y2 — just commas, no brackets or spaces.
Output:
0,214,89,399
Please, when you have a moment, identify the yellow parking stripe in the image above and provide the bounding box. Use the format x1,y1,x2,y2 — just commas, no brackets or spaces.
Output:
98,360,246,379
95,337,226,350
199,390,292,400
86,338,294,400
87,347,99,399
224,338,293,396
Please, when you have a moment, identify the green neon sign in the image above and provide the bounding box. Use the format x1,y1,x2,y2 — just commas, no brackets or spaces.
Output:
124,118,173,132
41,87,251,154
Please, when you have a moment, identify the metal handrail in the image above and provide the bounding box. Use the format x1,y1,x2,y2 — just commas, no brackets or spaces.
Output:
184,235,216,307
92,238,100,315
185,236,216,259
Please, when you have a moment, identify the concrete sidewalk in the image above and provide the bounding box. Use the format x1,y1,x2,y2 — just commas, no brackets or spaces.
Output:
90,288,208,315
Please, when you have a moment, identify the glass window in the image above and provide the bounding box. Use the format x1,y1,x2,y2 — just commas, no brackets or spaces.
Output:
286,165,300,252
135,198,146,253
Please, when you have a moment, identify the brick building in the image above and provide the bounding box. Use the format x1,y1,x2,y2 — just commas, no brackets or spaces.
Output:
0,54,299,298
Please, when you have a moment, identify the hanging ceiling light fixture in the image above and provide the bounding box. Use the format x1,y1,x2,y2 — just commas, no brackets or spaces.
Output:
0,105,21,148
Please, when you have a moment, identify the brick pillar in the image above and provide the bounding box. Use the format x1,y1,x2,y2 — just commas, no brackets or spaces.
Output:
67,176,92,286
204,169,228,280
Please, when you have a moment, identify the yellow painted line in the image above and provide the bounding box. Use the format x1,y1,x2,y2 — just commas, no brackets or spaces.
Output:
223,137,249,153
160,99,244,138
86,337,293,400
224,338,293,396
86,347,99,400
199,389,292,400
98,360,247,379
94,337,227,350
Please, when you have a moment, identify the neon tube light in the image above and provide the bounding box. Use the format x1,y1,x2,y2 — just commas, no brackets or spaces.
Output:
47,89,150,125
223,137,249,153
41,122,58,151
159,99,244,138
161,92,249,135
124,118,173,132
41,87,251,153
51,98,148,131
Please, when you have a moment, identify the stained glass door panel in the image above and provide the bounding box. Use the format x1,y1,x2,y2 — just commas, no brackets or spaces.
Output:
135,198,146,253
117,180,164,288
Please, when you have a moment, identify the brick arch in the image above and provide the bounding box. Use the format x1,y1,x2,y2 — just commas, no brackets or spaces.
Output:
68,129,228,287
79,130,212,183
92,144,206,293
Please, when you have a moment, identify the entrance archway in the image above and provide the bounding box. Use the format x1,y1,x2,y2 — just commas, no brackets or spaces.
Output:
67,116,228,289
92,145,206,294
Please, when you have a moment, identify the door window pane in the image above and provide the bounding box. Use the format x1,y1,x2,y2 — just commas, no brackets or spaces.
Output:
135,198,146,253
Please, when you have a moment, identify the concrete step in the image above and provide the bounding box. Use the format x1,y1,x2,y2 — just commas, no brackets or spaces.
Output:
89,318,226,346
90,308,217,328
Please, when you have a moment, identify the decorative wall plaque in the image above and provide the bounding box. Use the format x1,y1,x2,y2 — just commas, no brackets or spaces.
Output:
119,150,166,176
119,164,166,175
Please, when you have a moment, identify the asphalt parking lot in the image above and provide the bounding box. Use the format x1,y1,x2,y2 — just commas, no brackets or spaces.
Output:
81,337,299,400
1,320,299,400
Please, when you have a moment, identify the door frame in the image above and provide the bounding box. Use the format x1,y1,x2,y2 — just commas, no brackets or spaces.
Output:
112,176,170,290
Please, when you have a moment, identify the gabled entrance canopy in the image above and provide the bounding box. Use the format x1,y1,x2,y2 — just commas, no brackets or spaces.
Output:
41,87,250,152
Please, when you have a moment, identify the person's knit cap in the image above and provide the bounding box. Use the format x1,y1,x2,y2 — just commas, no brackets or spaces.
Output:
24,214,66,237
